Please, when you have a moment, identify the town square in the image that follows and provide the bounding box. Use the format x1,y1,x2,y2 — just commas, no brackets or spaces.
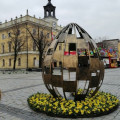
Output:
0,0,120,120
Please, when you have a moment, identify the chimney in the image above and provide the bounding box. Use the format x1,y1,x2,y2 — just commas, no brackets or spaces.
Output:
26,9,28,15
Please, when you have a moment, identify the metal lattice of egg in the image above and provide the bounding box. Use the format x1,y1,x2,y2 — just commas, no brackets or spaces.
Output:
42,23,104,101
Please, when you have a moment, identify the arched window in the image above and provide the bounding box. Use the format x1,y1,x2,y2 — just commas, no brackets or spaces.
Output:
8,32,11,37
46,11,49,16
51,11,53,16
2,34,5,39
33,29,36,35
33,57,36,66
8,42,11,52
2,44,4,53
18,58,21,66
3,59,5,66
33,42,36,51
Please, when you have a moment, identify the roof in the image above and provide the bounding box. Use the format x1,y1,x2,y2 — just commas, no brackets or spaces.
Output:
44,0,55,7
103,39,119,42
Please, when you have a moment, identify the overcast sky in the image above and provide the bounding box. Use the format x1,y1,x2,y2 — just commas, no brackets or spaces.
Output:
0,0,120,41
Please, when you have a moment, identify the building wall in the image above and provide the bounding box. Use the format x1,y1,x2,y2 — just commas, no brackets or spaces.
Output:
0,54,26,69
0,15,62,70
102,39,119,51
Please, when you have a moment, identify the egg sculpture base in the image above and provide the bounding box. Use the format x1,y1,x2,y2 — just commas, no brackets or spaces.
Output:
42,23,104,101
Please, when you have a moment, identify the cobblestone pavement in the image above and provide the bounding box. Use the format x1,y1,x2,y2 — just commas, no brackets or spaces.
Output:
0,69,120,120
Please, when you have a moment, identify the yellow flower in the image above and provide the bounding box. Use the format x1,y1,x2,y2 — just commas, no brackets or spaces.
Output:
102,108,105,112
43,107,46,111
48,108,51,112
28,90,119,117
84,106,88,109
74,108,79,113
78,104,82,109
36,106,40,109
69,110,72,115
106,108,109,111
81,110,84,115
87,110,91,114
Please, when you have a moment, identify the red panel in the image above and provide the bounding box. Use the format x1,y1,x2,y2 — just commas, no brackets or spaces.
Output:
64,51,69,55
70,51,76,55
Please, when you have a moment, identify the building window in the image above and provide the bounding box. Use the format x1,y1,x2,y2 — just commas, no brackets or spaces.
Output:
59,45,62,50
47,48,53,55
18,58,21,66
33,42,36,51
2,34,5,39
18,42,20,48
54,62,57,67
2,59,5,66
46,11,49,16
17,30,20,35
47,33,50,38
69,43,76,51
33,57,36,66
2,44,4,53
8,32,11,37
17,41,21,51
59,61,62,67
8,42,11,52
33,29,36,35
51,11,53,16
9,59,11,66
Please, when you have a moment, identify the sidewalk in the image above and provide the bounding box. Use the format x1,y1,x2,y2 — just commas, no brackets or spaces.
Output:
0,69,120,120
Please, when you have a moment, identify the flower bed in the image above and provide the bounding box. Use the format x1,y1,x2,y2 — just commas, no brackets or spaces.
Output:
27,90,119,118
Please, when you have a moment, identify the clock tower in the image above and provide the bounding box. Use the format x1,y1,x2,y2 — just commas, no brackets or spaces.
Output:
43,0,58,29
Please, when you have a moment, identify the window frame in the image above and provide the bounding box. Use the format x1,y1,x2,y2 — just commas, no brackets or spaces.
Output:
18,58,21,66
2,34,5,39
9,59,11,66
2,44,5,53
33,57,36,66
2,59,5,67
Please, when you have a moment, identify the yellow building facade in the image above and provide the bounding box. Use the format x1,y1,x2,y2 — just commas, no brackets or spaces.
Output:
0,0,62,70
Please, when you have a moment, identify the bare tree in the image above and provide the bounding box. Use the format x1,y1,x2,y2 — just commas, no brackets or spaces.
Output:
95,36,109,43
8,20,25,70
26,23,50,68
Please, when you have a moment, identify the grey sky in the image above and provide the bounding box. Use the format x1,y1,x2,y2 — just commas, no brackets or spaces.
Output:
0,0,120,41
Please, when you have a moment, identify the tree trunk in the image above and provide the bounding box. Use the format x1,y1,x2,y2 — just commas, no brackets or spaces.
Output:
39,52,43,68
13,53,17,70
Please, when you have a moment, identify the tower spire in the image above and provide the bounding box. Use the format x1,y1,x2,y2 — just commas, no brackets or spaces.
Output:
44,0,56,18
26,9,28,15
43,0,58,27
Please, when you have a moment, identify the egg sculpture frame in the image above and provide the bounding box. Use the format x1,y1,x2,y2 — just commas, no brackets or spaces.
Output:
42,23,104,101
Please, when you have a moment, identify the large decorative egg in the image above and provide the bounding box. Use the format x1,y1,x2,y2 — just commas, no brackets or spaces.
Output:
42,23,104,101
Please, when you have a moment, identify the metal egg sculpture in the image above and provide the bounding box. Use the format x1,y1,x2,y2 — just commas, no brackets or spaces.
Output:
42,23,104,101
